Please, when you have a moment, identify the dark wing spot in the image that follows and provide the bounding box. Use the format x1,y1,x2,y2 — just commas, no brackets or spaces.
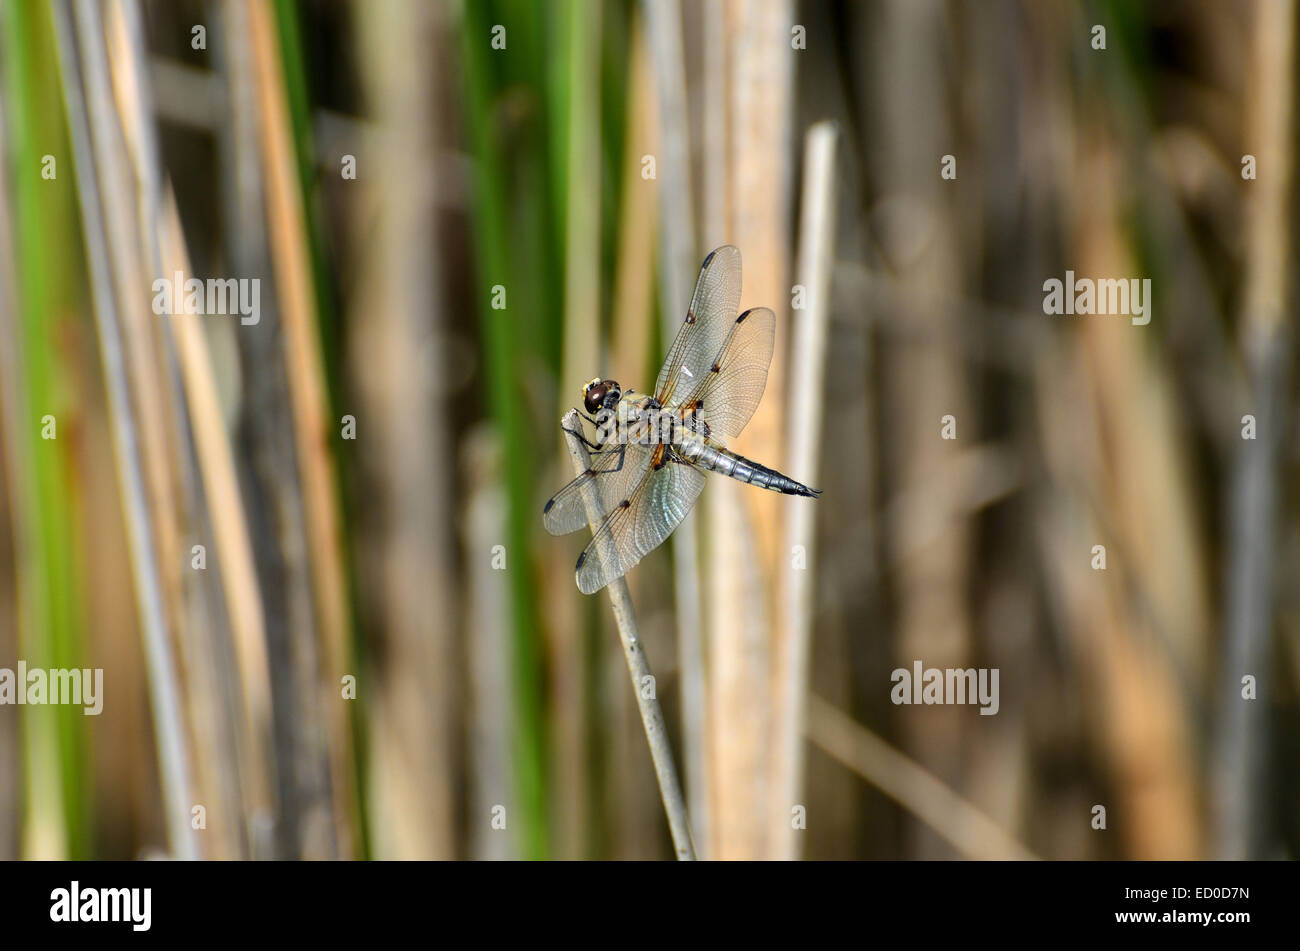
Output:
737,308,752,323
575,550,586,571
619,499,632,509
702,249,716,267
543,498,555,514
685,309,697,324
710,362,721,373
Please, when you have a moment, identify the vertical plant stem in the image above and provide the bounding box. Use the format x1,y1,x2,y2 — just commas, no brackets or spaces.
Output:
246,0,357,856
353,0,458,860
460,0,550,860
0,38,35,862
641,0,708,857
463,431,515,861
159,185,276,854
110,0,274,858
707,0,796,861
726,0,792,563
609,13,657,385
0,0,77,860
552,0,601,859
1214,0,1295,860
559,409,696,860
52,0,197,859
772,120,838,859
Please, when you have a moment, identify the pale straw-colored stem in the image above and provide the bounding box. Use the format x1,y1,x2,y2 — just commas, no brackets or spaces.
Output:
52,0,197,859
772,120,838,859
642,0,708,857
559,409,696,861
1214,0,1295,859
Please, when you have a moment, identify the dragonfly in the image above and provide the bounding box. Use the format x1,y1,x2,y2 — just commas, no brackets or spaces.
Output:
544,245,820,594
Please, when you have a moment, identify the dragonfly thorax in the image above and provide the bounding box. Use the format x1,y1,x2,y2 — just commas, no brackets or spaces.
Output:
599,390,687,448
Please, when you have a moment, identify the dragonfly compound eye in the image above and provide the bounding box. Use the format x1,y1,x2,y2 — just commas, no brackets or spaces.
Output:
583,380,608,414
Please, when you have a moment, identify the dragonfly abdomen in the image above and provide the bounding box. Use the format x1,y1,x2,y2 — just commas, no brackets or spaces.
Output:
682,438,820,497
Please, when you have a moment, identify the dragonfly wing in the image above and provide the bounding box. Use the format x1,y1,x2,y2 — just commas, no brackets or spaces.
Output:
654,246,742,407
543,441,654,536
677,306,775,441
575,452,707,594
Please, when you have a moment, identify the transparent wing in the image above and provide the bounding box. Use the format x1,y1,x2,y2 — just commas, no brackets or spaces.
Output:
574,453,706,594
678,306,775,441
543,440,654,535
654,246,742,408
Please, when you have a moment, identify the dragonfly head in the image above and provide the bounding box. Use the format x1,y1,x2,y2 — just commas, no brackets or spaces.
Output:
583,377,621,414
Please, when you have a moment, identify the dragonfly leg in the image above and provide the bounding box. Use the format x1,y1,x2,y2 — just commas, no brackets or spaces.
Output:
565,442,628,479
575,408,601,426
562,422,604,451
565,408,619,451
604,444,627,473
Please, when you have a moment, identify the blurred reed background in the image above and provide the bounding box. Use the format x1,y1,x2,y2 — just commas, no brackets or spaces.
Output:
0,0,1297,860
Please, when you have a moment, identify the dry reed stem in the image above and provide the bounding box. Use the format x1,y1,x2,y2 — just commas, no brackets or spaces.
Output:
609,14,657,383
1067,126,1203,857
705,0,795,860
108,0,276,855
53,0,197,859
74,0,186,661
772,121,838,859
1214,0,1296,859
642,0,708,856
607,15,667,857
462,430,515,860
558,408,696,860
354,0,459,859
107,0,233,857
245,0,357,855
726,0,792,570
76,5,195,817
160,185,276,844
